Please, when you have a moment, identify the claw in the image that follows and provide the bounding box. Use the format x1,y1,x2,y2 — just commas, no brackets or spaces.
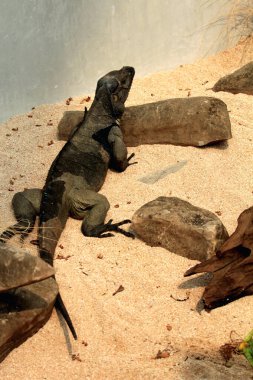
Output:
127,153,135,161
127,153,138,167
94,219,133,238
99,233,114,238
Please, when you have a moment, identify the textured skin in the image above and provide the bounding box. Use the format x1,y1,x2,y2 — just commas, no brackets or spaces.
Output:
0,66,135,339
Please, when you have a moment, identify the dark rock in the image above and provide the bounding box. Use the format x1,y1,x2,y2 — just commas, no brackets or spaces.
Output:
184,206,253,310
213,61,253,95
0,245,58,362
0,278,58,363
58,97,232,147
58,110,84,141
0,244,55,292
131,197,229,261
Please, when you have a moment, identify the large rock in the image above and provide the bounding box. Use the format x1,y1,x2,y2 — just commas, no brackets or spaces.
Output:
0,245,58,363
0,278,58,363
213,61,253,95
0,244,55,292
58,97,232,147
131,197,229,261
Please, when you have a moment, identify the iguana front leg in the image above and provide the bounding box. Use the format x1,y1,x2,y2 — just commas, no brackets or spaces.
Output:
108,125,137,172
69,187,134,238
0,188,42,243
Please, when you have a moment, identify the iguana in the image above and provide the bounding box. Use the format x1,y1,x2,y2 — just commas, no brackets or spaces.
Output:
0,66,136,340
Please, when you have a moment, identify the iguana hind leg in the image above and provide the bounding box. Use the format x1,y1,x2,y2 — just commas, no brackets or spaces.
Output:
0,188,42,243
69,188,134,238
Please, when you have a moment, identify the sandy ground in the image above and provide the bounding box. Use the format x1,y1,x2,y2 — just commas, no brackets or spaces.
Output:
0,39,253,379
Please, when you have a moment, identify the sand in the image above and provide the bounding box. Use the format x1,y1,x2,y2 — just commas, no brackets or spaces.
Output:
0,38,253,379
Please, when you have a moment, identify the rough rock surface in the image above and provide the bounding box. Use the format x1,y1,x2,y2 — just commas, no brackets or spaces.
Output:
0,244,55,292
180,357,253,379
0,277,58,363
213,61,253,95
0,245,58,363
131,197,229,261
58,97,232,147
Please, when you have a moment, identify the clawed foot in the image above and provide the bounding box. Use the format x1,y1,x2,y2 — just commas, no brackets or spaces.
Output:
98,219,135,239
127,153,138,167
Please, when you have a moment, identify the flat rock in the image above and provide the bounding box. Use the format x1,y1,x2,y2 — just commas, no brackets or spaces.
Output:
131,197,229,261
213,61,253,95
181,357,252,379
58,97,232,147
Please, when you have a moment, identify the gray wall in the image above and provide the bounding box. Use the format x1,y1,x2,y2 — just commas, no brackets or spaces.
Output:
0,0,235,122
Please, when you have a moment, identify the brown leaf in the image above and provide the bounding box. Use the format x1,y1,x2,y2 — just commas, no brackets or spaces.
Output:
66,97,73,105
155,349,170,359
219,343,237,362
56,253,72,260
71,353,82,362
113,285,125,296
80,96,91,104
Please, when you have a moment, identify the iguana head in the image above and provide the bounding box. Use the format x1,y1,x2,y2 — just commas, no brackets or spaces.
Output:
95,66,135,118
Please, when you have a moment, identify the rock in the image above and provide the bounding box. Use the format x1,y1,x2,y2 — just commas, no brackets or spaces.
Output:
58,97,232,147
0,278,58,363
0,244,55,292
181,357,252,379
131,197,229,261
184,205,253,310
213,61,253,95
0,245,58,362
58,110,84,141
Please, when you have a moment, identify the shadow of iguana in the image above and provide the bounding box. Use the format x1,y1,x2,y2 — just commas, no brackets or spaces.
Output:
0,66,136,340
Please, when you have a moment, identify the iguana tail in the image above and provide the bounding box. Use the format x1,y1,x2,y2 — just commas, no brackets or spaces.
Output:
0,219,35,243
0,190,40,243
55,293,77,340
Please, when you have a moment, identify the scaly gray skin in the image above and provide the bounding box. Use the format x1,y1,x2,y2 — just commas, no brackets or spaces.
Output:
0,66,136,340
